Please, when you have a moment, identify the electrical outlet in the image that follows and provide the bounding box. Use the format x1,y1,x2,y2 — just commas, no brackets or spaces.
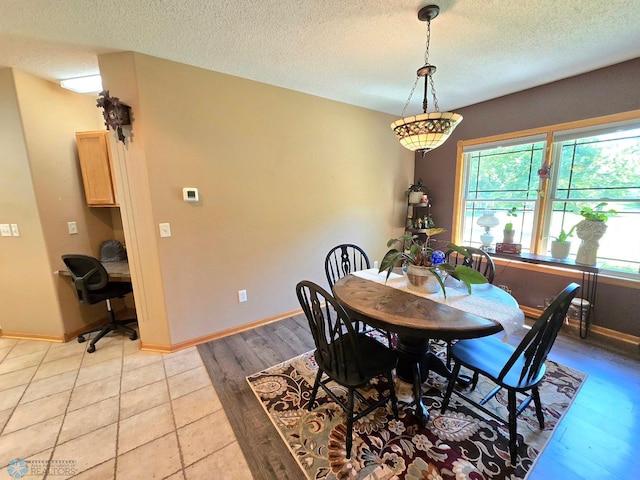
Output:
373,260,379,268
0,224,11,237
159,223,172,238
10,224,19,236
67,221,78,235
238,289,248,303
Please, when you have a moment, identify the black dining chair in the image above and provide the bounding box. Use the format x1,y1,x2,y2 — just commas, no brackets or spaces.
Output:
324,244,371,290
296,280,399,459
445,246,495,284
440,282,580,465
325,244,394,346
442,246,497,365
62,254,138,353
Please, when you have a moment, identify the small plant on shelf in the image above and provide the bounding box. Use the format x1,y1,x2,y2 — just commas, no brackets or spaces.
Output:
504,207,518,232
576,202,617,222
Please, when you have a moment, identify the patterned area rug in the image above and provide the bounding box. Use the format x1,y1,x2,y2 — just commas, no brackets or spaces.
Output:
247,344,585,480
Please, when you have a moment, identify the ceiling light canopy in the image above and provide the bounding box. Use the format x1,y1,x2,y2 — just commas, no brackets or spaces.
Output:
60,75,103,94
391,5,462,155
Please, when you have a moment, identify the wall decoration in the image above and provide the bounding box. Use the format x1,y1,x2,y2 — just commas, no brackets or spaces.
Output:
96,90,131,143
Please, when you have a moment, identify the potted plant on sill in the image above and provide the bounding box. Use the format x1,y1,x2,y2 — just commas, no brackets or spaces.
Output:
379,228,488,298
575,202,617,265
502,207,518,243
549,225,576,260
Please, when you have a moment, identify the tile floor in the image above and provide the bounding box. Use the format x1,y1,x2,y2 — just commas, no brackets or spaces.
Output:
0,332,254,479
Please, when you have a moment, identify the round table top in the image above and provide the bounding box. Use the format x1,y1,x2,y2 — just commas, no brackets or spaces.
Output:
333,274,509,341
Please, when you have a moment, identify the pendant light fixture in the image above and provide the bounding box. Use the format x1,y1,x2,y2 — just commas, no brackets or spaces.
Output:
391,5,462,155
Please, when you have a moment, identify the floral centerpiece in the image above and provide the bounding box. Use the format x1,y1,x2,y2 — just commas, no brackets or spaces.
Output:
379,228,488,297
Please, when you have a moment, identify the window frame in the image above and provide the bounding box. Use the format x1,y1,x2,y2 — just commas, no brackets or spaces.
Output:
452,110,640,279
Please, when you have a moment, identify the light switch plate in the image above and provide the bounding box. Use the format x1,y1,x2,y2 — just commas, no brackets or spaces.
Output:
159,223,172,238
10,224,19,236
0,224,11,237
67,221,78,235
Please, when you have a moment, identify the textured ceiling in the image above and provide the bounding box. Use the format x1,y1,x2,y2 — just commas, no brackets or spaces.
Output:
1,0,640,114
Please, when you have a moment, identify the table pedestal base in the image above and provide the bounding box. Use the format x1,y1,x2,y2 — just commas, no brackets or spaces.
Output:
395,336,451,427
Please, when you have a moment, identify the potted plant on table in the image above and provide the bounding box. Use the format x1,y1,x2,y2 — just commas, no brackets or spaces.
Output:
379,228,488,298
549,225,576,260
574,202,617,265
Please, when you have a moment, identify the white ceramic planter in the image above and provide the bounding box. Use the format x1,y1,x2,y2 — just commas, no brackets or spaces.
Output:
550,240,571,260
405,265,441,294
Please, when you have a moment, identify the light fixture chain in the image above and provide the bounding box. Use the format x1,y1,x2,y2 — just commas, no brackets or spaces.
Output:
429,74,440,112
424,18,431,65
400,76,420,118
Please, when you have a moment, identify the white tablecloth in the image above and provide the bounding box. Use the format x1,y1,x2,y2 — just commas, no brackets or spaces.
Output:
352,268,524,339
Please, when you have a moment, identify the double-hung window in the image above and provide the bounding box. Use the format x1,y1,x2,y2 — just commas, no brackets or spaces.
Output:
456,115,640,277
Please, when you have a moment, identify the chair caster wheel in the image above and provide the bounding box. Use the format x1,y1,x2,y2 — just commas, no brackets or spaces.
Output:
129,333,138,341
78,335,86,343
87,345,96,353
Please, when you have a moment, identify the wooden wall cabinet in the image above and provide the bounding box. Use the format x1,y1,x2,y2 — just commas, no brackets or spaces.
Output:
75,131,118,206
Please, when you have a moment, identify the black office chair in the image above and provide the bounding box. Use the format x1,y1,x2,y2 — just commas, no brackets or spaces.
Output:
442,246,496,365
62,254,138,353
296,280,399,459
440,282,580,465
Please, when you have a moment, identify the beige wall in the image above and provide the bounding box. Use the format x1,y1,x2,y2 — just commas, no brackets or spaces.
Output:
0,68,115,337
98,52,413,346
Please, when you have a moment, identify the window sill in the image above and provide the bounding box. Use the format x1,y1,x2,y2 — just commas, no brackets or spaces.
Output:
492,256,640,290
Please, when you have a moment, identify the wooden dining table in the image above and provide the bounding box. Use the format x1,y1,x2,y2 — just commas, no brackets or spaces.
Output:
333,270,522,426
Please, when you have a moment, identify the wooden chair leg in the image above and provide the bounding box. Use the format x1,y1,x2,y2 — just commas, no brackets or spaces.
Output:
507,390,518,465
308,370,322,411
386,372,399,419
346,389,355,459
532,386,545,429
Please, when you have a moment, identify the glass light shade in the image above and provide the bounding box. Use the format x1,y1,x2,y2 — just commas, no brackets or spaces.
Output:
391,112,463,152
477,211,500,228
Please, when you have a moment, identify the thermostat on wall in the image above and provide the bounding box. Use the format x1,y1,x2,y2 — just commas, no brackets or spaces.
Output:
183,187,199,202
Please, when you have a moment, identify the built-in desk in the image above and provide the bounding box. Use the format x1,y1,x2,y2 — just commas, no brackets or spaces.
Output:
58,260,131,282
491,252,598,338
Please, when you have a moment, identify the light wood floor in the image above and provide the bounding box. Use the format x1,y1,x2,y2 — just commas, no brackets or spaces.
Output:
198,315,640,480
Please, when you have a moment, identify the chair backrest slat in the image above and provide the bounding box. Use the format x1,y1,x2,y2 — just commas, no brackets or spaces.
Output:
498,282,580,385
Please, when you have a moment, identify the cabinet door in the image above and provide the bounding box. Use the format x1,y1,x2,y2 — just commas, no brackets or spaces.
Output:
76,131,118,206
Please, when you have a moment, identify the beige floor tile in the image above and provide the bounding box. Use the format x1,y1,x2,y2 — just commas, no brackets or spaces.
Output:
172,385,221,429
2,448,54,480
67,459,115,480
0,347,11,364
116,432,182,479
50,423,117,479
184,441,253,480
68,375,121,412
32,355,82,382
165,470,186,480
80,342,122,367
167,366,212,400
122,349,161,372
75,357,123,387
178,410,236,467
120,360,165,393
0,416,63,469
5,341,50,359
21,370,77,404
122,337,141,355
119,379,169,419
3,390,70,434
163,348,203,377
0,383,27,411
118,403,175,454
59,396,119,444
42,341,87,363
0,366,37,391
0,349,46,375
0,408,12,432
